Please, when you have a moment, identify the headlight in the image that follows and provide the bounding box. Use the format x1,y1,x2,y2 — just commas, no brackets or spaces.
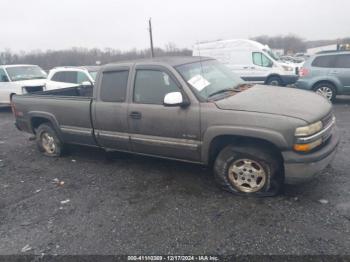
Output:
282,65,294,71
295,121,323,137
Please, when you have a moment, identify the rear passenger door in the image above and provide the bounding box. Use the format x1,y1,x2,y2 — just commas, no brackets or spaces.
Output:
334,54,350,92
93,67,130,151
128,65,201,162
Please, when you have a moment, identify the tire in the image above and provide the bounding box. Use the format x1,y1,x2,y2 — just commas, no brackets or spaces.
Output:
213,144,283,197
313,82,336,102
36,123,64,157
266,76,283,86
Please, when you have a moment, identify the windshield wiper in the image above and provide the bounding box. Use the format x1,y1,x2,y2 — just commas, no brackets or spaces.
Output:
207,88,236,99
207,83,253,100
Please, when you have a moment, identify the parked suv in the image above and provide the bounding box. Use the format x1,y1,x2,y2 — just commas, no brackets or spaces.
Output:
295,51,350,101
45,66,100,90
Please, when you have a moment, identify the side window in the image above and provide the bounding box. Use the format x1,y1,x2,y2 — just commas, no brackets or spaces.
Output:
63,71,78,83
51,72,65,82
0,68,9,82
261,53,273,67
134,70,180,105
335,54,350,68
252,52,273,67
100,70,129,102
77,72,90,84
311,55,336,68
252,52,263,66
51,71,78,83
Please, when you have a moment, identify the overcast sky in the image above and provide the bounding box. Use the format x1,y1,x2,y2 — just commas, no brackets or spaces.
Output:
1,0,349,52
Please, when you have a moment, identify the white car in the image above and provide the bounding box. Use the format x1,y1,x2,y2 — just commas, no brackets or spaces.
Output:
193,39,299,86
45,66,100,90
0,64,47,106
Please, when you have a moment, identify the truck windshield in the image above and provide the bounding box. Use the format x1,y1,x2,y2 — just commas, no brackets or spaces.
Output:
6,66,47,81
176,60,245,100
89,71,98,81
264,49,280,61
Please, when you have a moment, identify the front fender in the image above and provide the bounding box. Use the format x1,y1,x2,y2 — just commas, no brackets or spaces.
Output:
202,126,288,164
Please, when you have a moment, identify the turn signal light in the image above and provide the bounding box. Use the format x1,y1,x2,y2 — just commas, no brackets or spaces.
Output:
294,139,322,152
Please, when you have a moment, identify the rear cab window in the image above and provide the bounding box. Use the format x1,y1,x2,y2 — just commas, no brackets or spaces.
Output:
100,70,129,102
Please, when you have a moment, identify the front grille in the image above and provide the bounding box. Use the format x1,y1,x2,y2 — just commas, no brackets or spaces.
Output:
24,86,44,93
322,112,334,127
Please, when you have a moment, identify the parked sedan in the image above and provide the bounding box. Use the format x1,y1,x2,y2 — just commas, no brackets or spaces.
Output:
295,51,350,101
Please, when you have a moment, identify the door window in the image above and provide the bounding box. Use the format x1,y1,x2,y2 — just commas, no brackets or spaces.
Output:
0,68,9,82
311,55,337,68
134,70,180,104
335,54,350,68
100,70,129,102
252,52,273,67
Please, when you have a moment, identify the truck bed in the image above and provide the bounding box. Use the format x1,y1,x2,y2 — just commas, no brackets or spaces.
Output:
12,85,96,146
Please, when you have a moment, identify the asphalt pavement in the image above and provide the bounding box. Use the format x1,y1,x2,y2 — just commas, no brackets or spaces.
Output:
0,97,350,255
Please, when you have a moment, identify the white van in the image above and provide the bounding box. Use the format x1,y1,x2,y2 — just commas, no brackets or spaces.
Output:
0,65,47,106
193,39,299,86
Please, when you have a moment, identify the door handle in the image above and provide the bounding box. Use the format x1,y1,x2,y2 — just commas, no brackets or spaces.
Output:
129,111,142,119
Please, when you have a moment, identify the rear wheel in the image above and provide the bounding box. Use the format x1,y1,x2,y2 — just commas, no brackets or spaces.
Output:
314,83,336,101
36,123,64,157
266,76,283,86
214,144,283,197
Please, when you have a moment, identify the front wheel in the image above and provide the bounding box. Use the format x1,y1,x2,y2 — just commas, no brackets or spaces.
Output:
214,144,283,197
36,123,64,157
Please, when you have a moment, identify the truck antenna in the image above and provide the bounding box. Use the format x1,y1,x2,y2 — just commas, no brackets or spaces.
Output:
149,18,155,58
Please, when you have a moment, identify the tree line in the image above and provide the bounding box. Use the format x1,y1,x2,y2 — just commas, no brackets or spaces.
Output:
0,44,191,70
1,36,349,69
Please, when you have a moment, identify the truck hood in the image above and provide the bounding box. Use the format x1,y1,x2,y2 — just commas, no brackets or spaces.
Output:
14,79,47,86
214,85,332,123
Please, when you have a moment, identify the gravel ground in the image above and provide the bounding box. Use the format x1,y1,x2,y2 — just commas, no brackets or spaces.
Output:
0,97,350,255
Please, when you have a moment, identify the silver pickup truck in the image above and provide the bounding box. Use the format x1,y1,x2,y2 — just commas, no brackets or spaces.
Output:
12,57,339,196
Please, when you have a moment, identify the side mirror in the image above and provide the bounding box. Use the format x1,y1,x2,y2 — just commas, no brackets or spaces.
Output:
164,92,187,107
81,81,93,88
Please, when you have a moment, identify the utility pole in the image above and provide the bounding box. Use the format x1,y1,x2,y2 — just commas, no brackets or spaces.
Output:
149,18,154,58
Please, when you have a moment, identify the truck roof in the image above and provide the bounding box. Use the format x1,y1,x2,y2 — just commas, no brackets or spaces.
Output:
105,56,212,68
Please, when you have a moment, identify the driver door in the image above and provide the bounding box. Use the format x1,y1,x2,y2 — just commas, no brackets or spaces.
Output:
128,66,201,162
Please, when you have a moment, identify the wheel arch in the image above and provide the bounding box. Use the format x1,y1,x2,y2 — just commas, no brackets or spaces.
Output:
265,74,283,85
312,79,341,93
28,112,63,140
203,127,287,166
